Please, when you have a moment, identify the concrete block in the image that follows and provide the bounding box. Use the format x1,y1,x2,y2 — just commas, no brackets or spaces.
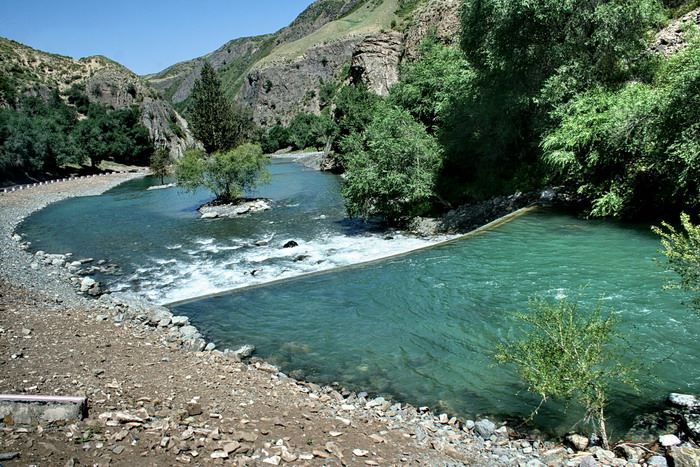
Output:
0,394,87,425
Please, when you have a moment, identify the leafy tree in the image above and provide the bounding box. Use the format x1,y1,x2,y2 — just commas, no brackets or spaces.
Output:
261,124,291,153
496,296,639,449
150,148,170,184
542,39,700,218
174,144,270,203
188,61,254,153
338,104,442,222
653,213,700,313
287,113,325,150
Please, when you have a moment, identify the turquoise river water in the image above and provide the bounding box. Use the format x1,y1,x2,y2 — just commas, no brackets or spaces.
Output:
19,159,696,436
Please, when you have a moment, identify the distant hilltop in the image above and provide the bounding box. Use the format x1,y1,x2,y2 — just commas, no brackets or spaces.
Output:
0,37,196,159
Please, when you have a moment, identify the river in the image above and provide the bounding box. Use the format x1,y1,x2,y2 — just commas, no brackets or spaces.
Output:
19,159,696,436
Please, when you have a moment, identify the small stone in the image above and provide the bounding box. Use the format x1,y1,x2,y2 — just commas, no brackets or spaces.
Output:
281,451,298,462
201,212,219,219
365,461,380,466
112,445,125,454
439,413,449,424
204,342,216,351
353,449,369,457
262,455,281,465
659,434,682,446
186,402,203,416
668,445,700,467
283,240,299,248
369,434,385,443
171,316,189,326
312,450,329,458
474,419,496,439
329,431,343,437
565,433,590,451
210,450,228,459
669,393,700,409
646,455,668,467
223,442,240,454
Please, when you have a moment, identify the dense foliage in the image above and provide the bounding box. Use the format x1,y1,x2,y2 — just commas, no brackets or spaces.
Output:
268,1,698,223
496,297,638,448
174,144,270,203
338,103,442,221
188,62,255,154
653,213,700,312
0,87,153,179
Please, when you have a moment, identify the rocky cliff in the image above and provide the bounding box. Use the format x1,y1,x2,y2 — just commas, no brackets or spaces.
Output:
147,0,462,126
0,38,195,158
145,0,368,106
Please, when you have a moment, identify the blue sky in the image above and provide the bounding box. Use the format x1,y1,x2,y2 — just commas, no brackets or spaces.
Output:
0,0,315,75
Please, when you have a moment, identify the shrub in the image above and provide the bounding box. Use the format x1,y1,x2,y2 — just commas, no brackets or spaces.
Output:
496,296,639,449
174,144,270,203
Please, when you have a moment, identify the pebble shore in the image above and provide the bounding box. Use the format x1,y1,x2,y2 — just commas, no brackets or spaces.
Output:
1,174,696,466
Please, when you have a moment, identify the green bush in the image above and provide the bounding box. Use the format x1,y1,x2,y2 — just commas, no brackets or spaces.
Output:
496,296,639,449
339,103,442,223
174,144,270,203
653,213,700,313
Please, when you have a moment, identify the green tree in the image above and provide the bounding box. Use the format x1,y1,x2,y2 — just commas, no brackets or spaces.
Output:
496,296,639,449
188,61,253,153
338,104,442,223
653,213,700,313
174,143,270,203
150,148,170,184
542,39,700,218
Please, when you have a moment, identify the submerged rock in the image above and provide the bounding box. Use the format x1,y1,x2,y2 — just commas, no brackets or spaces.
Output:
283,240,298,248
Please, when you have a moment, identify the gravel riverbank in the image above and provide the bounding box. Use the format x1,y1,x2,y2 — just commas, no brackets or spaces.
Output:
0,174,674,466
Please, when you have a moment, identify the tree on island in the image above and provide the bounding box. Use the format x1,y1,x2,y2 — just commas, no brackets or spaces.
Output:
177,61,268,204
175,144,270,204
149,148,170,184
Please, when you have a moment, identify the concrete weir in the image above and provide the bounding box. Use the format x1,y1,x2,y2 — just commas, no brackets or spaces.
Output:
0,394,87,425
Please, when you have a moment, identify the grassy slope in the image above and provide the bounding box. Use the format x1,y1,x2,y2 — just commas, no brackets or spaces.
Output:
256,0,399,66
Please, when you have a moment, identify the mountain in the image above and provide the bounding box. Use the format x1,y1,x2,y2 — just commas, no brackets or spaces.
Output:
0,37,196,158
146,0,461,126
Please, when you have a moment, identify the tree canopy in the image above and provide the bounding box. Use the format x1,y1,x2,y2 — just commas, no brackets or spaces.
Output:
188,62,254,154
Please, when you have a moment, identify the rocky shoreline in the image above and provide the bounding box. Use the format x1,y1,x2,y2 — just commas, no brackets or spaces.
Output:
0,174,698,466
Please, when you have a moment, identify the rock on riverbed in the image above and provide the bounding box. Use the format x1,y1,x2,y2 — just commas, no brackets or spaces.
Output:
198,198,272,219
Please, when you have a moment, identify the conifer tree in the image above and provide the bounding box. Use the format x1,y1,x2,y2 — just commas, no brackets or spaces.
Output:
189,62,250,153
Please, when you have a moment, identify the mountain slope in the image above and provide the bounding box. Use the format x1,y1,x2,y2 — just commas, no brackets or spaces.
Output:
0,37,196,158
147,0,461,126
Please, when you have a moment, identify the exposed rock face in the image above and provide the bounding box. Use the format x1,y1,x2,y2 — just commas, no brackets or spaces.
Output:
403,0,462,59
650,7,700,56
146,0,367,105
238,38,361,126
350,31,404,96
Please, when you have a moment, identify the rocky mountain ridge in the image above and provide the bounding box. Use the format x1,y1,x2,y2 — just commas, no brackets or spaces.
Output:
147,0,462,126
0,37,195,159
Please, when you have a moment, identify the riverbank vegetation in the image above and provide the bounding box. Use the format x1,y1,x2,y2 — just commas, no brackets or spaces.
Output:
175,62,268,203
263,0,699,224
496,297,640,449
0,85,153,183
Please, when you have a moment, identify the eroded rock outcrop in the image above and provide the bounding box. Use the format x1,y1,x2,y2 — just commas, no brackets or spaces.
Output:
403,0,462,59
238,38,362,126
350,31,404,96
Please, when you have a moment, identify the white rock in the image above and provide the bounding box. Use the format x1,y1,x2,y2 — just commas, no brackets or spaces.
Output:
201,212,219,219
80,277,96,292
261,455,281,465
352,449,369,457
659,434,682,446
210,450,228,459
